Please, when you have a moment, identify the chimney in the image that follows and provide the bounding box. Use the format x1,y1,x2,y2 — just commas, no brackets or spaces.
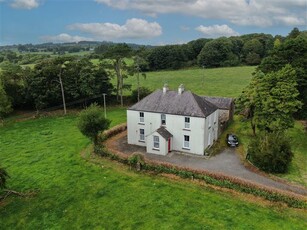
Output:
178,84,184,95
163,83,169,94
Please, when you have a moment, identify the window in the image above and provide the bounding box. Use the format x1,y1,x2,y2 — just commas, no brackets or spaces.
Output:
139,112,144,123
184,117,190,129
153,136,159,149
139,129,145,141
161,114,166,125
183,135,190,149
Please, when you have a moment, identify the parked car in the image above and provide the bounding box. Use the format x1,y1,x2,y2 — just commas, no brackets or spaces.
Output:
226,134,239,147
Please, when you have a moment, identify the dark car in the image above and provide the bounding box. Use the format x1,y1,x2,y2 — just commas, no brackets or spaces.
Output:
226,134,239,147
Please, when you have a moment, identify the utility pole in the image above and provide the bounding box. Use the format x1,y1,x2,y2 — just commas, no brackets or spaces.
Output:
103,93,107,118
58,66,67,115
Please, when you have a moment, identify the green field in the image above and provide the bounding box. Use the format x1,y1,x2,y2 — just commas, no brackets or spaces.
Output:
125,66,255,97
0,108,306,229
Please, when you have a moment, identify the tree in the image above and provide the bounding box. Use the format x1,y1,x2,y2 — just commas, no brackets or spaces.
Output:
0,77,12,120
0,62,31,108
255,65,302,132
103,44,132,106
197,37,234,67
131,87,152,103
242,39,264,65
237,65,302,134
247,132,293,173
130,56,147,102
27,57,113,111
77,104,111,144
236,71,264,135
258,34,307,118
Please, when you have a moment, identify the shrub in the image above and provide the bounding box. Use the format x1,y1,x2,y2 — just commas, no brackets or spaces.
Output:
77,104,111,144
131,87,152,103
128,152,145,170
248,132,293,173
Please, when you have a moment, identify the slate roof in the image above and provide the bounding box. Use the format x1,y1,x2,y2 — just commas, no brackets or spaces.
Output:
202,96,234,110
156,126,173,140
129,89,218,118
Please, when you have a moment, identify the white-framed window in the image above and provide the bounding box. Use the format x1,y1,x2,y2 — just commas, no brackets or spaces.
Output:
183,135,190,149
139,112,144,123
139,129,145,141
153,136,159,149
184,117,190,129
161,114,166,125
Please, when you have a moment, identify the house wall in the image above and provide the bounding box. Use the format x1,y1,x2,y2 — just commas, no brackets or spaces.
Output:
203,110,219,148
146,132,168,155
128,110,218,155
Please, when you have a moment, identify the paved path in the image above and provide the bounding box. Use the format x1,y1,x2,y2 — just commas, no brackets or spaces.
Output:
108,132,307,196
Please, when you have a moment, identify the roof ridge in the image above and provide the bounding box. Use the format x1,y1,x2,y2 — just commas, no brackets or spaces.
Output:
190,92,208,117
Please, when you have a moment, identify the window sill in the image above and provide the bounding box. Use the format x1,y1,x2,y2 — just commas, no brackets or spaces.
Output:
182,147,190,150
138,140,145,143
152,148,160,151
183,128,191,131
138,122,145,125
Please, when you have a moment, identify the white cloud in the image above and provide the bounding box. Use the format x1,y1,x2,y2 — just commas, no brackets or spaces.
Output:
40,33,93,43
68,18,162,40
95,0,307,27
196,24,239,38
11,0,40,9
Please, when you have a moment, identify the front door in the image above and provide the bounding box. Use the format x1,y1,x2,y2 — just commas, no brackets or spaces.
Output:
168,138,171,152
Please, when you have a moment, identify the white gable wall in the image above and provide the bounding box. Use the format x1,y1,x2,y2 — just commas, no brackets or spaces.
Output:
203,110,219,148
146,132,168,155
128,110,217,155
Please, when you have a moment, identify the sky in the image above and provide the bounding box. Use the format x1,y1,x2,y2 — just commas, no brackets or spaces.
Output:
0,0,306,46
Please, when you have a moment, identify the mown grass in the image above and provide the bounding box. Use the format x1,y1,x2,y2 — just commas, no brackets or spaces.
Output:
124,66,255,97
223,116,307,186
0,108,306,229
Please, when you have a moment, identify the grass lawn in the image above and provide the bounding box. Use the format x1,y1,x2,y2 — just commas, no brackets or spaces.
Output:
0,107,306,229
124,66,255,97
224,116,307,187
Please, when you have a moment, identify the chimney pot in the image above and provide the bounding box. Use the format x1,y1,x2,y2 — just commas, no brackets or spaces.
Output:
178,84,184,94
163,83,169,94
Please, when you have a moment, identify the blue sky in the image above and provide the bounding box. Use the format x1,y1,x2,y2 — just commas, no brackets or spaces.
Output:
0,0,306,45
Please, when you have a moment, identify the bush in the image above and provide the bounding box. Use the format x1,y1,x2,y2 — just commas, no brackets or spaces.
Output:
128,152,145,170
77,104,111,144
248,132,293,173
131,87,152,103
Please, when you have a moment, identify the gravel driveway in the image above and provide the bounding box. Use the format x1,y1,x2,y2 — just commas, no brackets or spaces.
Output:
107,132,307,196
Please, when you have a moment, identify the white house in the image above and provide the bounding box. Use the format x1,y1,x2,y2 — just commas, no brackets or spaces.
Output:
127,84,219,156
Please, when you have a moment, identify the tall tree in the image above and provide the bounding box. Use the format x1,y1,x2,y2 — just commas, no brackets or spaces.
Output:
237,65,302,134
0,62,31,108
0,77,12,120
258,32,307,118
197,37,234,67
103,43,132,106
